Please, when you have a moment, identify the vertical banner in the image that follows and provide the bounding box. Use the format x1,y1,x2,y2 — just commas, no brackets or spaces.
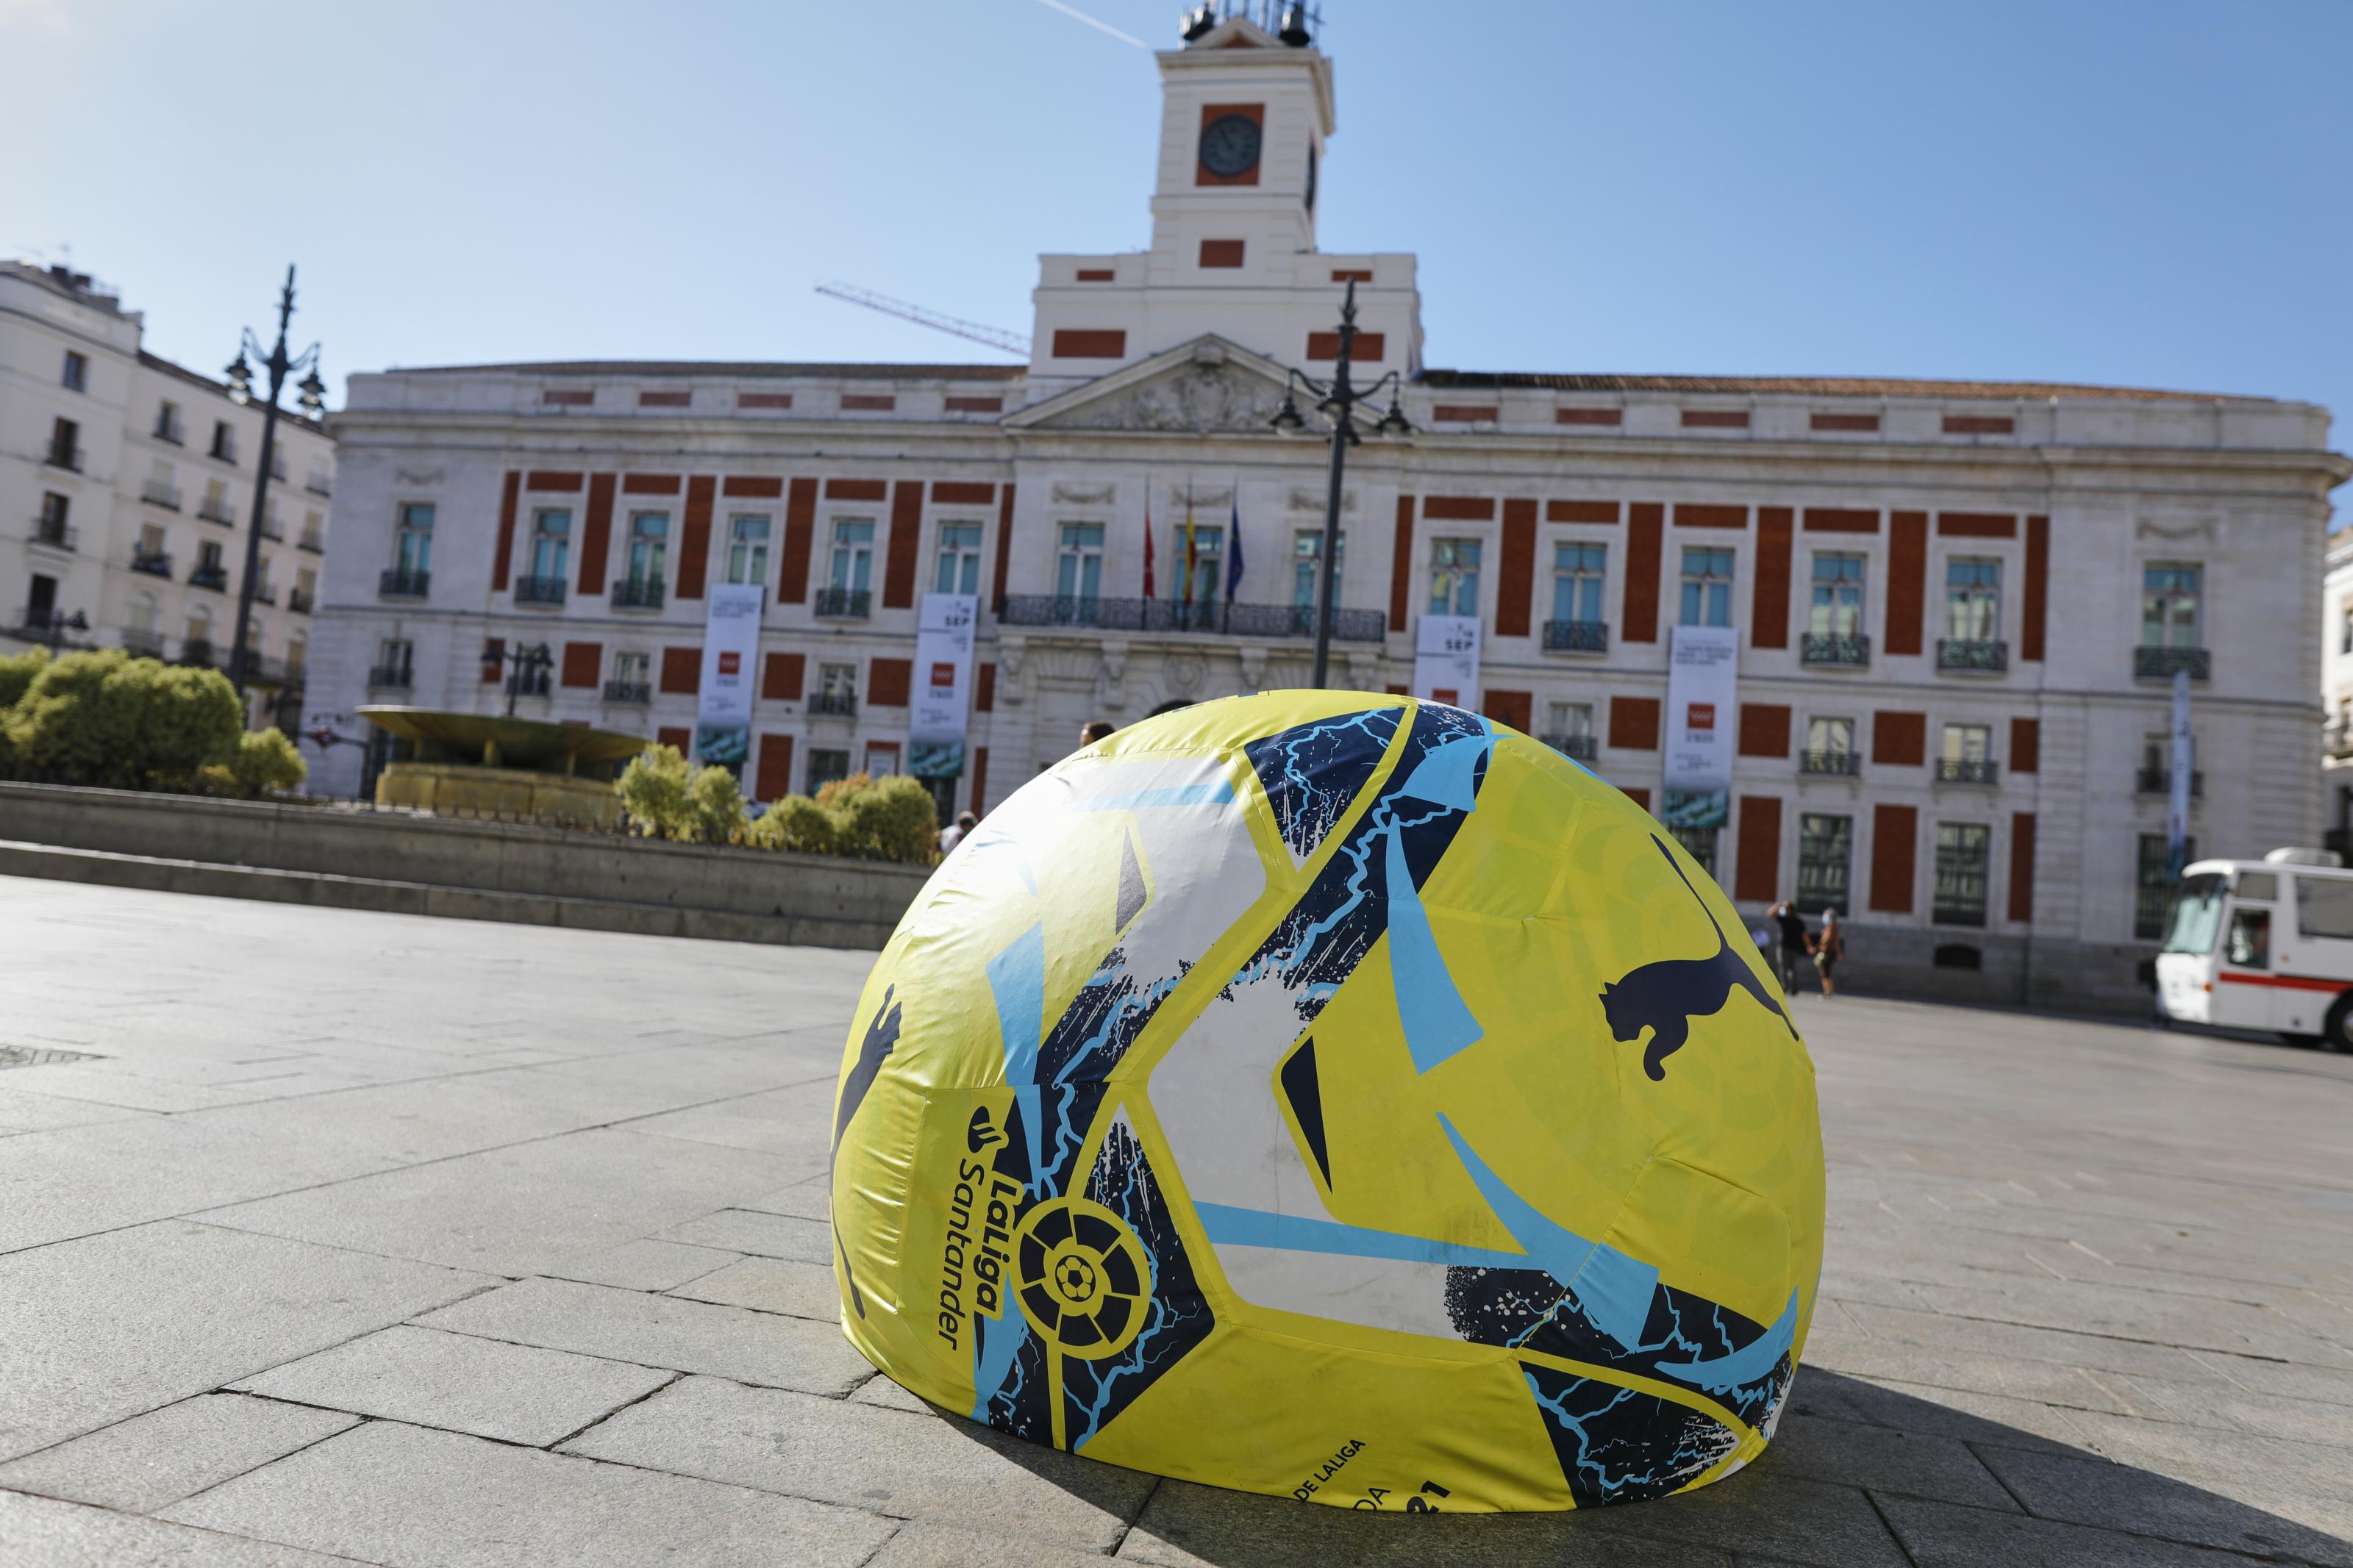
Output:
694,582,764,772
910,592,979,778
1413,615,1481,706
2167,667,2193,880
1663,625,1738,829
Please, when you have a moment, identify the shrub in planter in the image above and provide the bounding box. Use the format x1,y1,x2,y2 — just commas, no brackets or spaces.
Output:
4,650,240,789
615,745,749,843
0,646,49,709
744,794,838,855
832,773,939,864
221,727,307,798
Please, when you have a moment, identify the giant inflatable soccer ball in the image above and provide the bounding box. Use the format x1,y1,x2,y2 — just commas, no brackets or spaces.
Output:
829,692,1824,1511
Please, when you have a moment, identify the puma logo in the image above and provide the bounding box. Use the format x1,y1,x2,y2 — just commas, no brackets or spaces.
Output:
1600,836,1795,1081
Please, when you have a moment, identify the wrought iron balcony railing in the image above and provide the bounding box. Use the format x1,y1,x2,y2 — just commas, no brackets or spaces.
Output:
1541,619,1610,654
1801,632,1870,667
120,628,163,657
612,576,665,609
140,482,181,511
603,680,651,704
1800,749,1863,776
188,565,228,591
814,586,871,619
514,574,567,605
1932,902,1988,928
2328,720,2353,760
130,550,172,578
288,589,313,615
1935,758,2000,786
43,443,82,472
367,663,413,690
2135,766,2204,798
996,595,1388,642
379,568,430,598
298,532,324,554
177,639,215,667
32,518,76,550
2136,645,2210,681
1936,638,2007,673
807,690,858,717
1542,734,1599,761
197,498,236,526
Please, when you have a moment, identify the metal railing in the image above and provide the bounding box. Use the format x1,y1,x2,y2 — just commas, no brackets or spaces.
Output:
514,575,567,605
1541,619,1610,653
304,473,332,496
603,680,651,704
1800,632,1870,667
814,586,872,619
178,639,215,667
2135,766,2204,798
259,518,285,542
32,517,76,550
140,482,181,511
268,455,288,481
188,565,228,591
1800,749,1863,776
2136,645,2210,681
288,588,313,615
612,576,665,609
367,663,413,690
197,498,236,526
120,628,163,656
252,584,278,606
1935,758,1999,785
297,531,324,554
379,568,430,598
210,438,238,465
2329,720,2353,760
1541,733,1599,761
130,549,172,578
1932,902,1988,928
1936,638,2007,673
996,595,1388,642
154,420,184,446
43,443,82,472
807,690,858,717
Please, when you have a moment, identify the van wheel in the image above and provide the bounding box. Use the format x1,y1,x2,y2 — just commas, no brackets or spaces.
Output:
2321,995,2353,1053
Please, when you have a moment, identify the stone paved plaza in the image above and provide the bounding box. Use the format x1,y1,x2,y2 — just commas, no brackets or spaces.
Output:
0,878,2348,1567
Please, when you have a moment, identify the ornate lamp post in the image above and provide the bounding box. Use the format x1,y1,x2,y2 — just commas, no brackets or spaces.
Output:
222,265,326,700
1270,279,1412,689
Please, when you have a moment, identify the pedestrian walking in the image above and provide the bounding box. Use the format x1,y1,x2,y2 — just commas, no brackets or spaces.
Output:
1079,720,1115,750
1768,901,1810,996
938,810,976,853
1814,909,1846,998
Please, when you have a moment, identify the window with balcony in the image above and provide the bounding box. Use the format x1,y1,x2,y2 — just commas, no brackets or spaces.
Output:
1543,701,1596,760
61,350,86,392
142,459,179,511
2341,604,2352,656
1938,723,1996,784
1802,716,1858,775
200,479,232,525
1796,813,1851,914
624,511,666,592
2135,831,2196,939
125,593,160,655
1548,542,1608,650
1292,530,1343,609
1429,538,1481,617
519,509,570,602
154,401,183,444
823,518,876,617
1054,522,1104,622
35,491,72,549
1804,553,1867,663
1933,823,1990,926
2137,731,2202,797
293,567,315,614
46,416,80,470
727,515,771,587
1679,547,1734,628
807,748,851,792
371,637,414,690
182,604,213,666
192,540,226,590
812,662,858,717
1669,825,1718,878
934,521,982,596
135,523,168,574
1940,559,2004,670
210,420,237,463
301,511,324,551
2140,564,2205,679
285,630,307,681
607,650,652,704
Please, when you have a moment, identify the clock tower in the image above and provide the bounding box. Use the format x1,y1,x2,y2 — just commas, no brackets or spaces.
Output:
1025,8,1422,399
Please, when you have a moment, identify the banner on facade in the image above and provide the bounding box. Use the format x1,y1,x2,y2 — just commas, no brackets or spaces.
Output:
694,583,764,770
910,592,979,779
1665,626,1739,790
2167,667,2194,880
1412,615,1481,706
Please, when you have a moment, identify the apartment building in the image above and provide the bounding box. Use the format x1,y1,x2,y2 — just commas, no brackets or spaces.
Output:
309,10,2346,1009
1,261,334,725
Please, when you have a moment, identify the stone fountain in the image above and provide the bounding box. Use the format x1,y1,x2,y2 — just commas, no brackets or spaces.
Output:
357,706,649,826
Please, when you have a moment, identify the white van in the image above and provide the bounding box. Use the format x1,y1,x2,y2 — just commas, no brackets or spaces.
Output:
2154,850,2353,1049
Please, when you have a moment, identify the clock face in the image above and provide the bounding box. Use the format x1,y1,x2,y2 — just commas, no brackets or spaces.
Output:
1199,115,1263,179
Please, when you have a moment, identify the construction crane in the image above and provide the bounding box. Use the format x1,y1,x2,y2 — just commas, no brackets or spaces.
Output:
813,282,1030,358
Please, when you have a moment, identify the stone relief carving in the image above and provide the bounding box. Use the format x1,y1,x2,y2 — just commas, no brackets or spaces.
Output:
1059,365,1289,435
1165,651,1205,695
1287,487,1357,512
1051,482,1116,505
2136,515,2218,543
1165,487,1233,509
394,467,446,487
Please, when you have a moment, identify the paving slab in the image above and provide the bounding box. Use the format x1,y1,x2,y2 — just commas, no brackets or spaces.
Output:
232,1325,676,1447
161,1419,897,1567
1875,1492,2318,1568
561,1374,1156,1553
1748,1410,2018,1511
668,1255,844,1320
419,1275,874,1395
0,1489,354,1567
546,1236,743,1293
0,1395,355,1514
0,1218,488,1461
657,1207,835,1263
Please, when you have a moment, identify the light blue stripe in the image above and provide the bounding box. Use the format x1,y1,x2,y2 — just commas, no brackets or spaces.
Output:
1653,1289,1800,1394
985,923,1046,1177
1438,1112,1660,1349
969,1290,1032,1420
1386,821,1484,1073
1073,783,1235,811
1196,1202,1532,1270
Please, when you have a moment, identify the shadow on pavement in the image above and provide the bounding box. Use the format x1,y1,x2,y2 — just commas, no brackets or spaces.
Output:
930,1367,2350,1568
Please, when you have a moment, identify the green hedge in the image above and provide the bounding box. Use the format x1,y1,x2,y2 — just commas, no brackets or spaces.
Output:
618,755,938,866
0,647,308,798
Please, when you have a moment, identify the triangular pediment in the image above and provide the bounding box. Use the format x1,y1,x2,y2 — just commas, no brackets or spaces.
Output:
1008,336,1296,436
1188,16,1279,50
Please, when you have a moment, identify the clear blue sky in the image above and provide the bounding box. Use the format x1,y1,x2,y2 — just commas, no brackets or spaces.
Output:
7,0,2347,501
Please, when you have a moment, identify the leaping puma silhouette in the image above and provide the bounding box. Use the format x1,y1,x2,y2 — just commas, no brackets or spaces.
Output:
1600,836,1796,1081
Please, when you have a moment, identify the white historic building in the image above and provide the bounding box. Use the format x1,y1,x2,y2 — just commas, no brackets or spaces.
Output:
310,10,2346,1010
0,261,335,724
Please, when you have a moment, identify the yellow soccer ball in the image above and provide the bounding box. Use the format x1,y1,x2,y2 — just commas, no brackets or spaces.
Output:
829,690,1824,1511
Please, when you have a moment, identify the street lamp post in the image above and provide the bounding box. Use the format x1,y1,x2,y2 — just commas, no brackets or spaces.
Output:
1271,279,1413,689
223,265,326,703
